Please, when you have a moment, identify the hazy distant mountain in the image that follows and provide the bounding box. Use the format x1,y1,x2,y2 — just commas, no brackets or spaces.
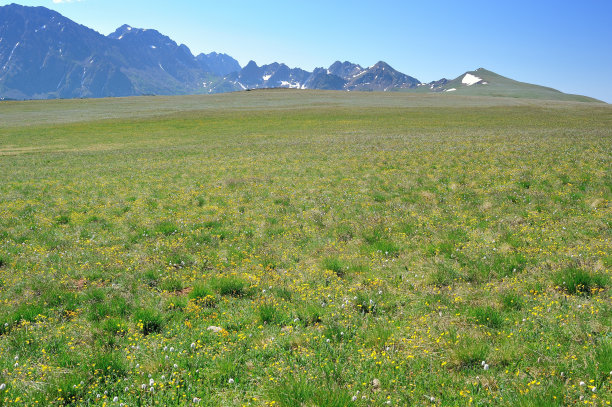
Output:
196,52,240,77
0,4,219,98
303,68,346,90
215,60,421,93
219,60,312,91
344,61,420,91
328,61,364,79
0,4,601,102
107,24,213,95
0,4,133,99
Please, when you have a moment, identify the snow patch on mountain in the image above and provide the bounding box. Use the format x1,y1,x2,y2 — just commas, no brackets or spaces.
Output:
3,42,20,70
281,81,301,89
462,73,482,86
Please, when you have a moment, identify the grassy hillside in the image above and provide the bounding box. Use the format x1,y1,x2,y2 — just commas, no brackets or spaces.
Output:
0,91,610,406
439,69,603,102
399,69,603,103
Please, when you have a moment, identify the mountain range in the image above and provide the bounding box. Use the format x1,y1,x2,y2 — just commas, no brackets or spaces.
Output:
0,4,601,102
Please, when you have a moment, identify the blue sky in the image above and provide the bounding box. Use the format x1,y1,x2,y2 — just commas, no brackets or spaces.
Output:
3,0,612,102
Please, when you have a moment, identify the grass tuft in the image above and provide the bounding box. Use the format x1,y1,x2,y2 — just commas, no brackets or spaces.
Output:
452,340,490,369
211,276,250,297
554,267,608,295
154,221,179,236
189,284,218,306
259,303,285,325
270,378,355,407
322,257,346,277
471,306,504,329
500,292,523,311
134,309,163,335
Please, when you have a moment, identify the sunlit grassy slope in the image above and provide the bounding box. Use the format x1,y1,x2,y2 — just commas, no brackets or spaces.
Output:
444,69,603,102
402,69,603,103
0,90,610,406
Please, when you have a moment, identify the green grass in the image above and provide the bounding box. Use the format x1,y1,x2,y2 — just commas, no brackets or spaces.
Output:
0,90,610,405
554,267,608,295
472,305,505,329
210,276,250,297
133,308,164,335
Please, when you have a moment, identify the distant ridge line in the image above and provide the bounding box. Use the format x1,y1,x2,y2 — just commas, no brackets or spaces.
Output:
0,4,602,103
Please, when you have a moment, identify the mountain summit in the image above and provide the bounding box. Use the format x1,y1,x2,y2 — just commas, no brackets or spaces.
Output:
0,4,239,98
0,5,600,102
0,4,134,98
425,68,598,102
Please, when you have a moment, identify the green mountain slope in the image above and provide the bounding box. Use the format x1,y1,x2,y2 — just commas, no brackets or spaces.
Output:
433,68,602,103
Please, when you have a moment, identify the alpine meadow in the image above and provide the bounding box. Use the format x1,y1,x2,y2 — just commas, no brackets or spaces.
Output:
0,90,610,406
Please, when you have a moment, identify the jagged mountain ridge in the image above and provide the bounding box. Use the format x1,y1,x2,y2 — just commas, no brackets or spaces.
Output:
216,60,421,93
344,61,420,91
0,4,133,98
328,61,364,79
106,24,211,95
0,4,601,102
0,4,427,98
196,52,241,77
0,4,240,98
222,60,312,90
